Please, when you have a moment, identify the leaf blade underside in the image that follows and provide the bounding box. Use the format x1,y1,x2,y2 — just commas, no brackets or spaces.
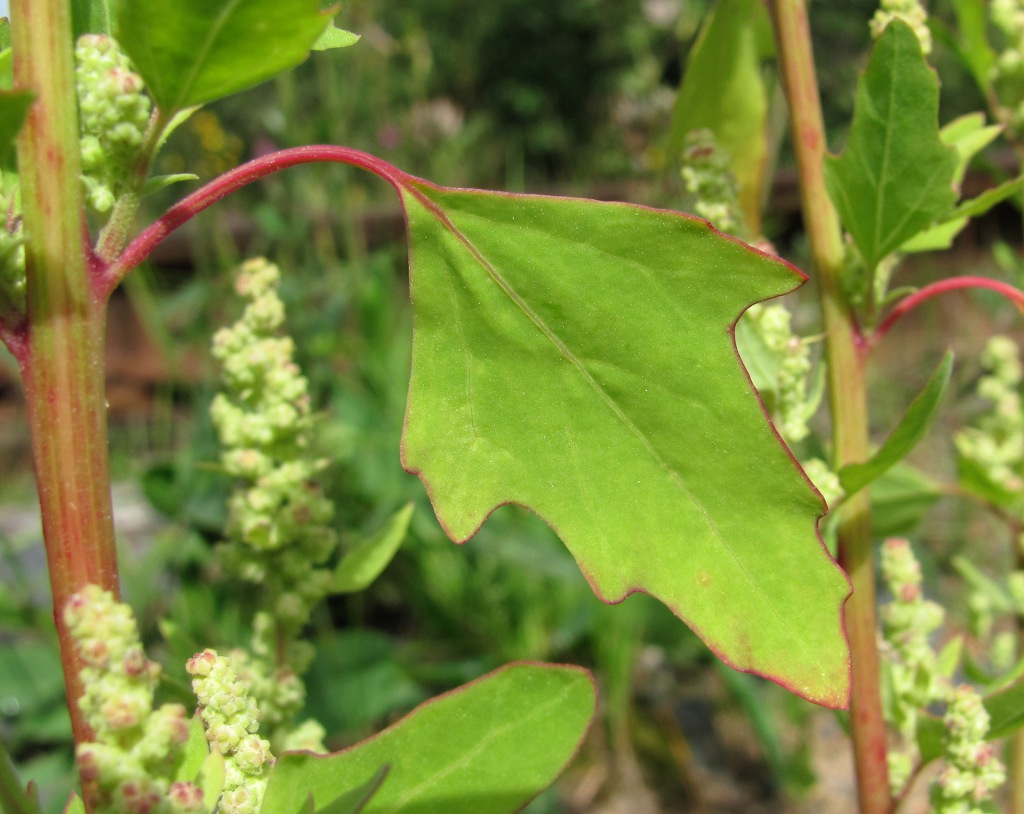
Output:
398,182,851,707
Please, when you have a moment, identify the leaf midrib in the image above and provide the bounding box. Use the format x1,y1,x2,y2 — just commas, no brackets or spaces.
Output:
407,187,813,660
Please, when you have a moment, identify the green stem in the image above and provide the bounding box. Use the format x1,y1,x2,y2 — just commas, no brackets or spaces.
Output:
767,2,892,813
11,0,120,782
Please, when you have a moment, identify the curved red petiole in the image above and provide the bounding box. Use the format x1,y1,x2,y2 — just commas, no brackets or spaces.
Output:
104,145,415,298
873,276,1024,345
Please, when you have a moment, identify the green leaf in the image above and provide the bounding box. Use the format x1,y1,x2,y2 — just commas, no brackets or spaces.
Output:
951,0,997,93
0,19,10,91
823,20,959,270
142,173,199,196
839,351,953,496
984,676,1024,739
900,217,968,254
314,766,389,814
196,751,226,814
867,462,942,537
0,736,42,814
334,503,413,594
669,0,773,235
260,663,596,814
174,717,210,784
62,795,85,814
940,112,1002,190
116,0,331,112
71,0,113,37
397,180,850,706
312,24,360,52
0,91,33,167
946,176,1024,222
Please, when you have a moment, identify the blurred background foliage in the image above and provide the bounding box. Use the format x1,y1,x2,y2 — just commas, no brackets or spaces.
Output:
3,1,1024,812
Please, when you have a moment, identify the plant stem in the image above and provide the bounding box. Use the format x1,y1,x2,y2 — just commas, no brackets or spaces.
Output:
873,276,1024,343
767,2,892,813
11,0,119,770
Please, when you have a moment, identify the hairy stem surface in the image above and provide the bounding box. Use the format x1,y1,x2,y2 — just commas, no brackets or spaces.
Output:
12,0,120,774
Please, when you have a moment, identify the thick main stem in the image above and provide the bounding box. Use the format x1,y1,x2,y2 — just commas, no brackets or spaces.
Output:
12,0,120,766
768,2,892,813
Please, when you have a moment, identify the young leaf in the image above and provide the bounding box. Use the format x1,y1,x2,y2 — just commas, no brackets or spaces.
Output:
984,676,1024,740
823,20,958,270
312,25,360,52
950,0,997,93
0,736,42,814
62,795,85,814
397,180,850,707
71,0,113,37
941,112,1002,190
333,503,413,594
0,91,33,166
116,0,332,113
669,0,773,234
260,663,596,814
839,351,953,496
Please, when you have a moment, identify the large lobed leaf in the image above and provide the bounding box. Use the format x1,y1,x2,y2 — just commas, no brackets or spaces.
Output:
260,663,596,814
397,179,851,707
116,0,332,113
824,20,958,270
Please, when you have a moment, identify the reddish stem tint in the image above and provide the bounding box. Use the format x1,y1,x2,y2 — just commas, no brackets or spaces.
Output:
106,145,414,297
874,276,1024,344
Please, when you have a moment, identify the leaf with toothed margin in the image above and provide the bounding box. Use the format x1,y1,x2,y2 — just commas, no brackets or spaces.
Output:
394,175,851,707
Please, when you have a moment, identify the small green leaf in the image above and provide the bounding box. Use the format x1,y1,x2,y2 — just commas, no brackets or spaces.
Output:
839,351,953,495
824,20,959,270
946,176,1024,222
116,0,331,112
261,663,596,814
0,18,10,50
0,736,42,814
143,173,199,196
669,0,773,234
916,712,946,764
951,0,997,92
0,50,10,92
62,795,85,814
940,113,1002,190
935,635,963,680
71,0,113,37
398,179,850,706
868,462,942,537
0,91,33,167
174,716,210,784
312,24,360,52
958,454,1021,508
334,503,412,594
900,217,968,254
985,676,1024,740
196,750,226,814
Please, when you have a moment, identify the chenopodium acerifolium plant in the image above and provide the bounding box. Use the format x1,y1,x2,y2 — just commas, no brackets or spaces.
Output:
65,585,205,814
209,256,337,751
877,540,1005,808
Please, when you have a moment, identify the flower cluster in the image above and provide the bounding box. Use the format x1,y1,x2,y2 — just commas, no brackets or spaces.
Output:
680,129,742,236
65,585,203,814
75,34,152,214
210,257,339,636
931,685,1006,814
879,539,949,790
187,650,273,814
869,0,932,54
227,612,326,753
956,335,1024,495
990,0,1024,132
741,302,820,444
